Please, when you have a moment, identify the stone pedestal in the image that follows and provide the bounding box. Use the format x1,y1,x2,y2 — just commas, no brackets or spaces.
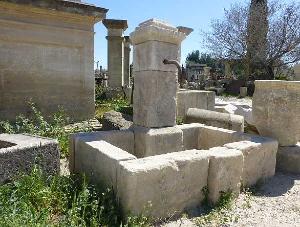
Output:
103,19,128,88
277,144,300,174
240,87,247,98
124,36,131,87
253,80,300,146
130,19,186,128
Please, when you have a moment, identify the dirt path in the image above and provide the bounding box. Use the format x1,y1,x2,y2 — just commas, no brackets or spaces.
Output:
162,172,300,227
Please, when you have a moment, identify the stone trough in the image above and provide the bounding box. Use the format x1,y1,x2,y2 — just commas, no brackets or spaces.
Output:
0,134,60,184
70,19,278,218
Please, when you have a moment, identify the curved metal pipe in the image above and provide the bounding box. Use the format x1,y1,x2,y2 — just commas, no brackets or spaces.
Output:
163,59,186,88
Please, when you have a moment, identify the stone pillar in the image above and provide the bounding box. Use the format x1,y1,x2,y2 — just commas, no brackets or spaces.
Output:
123,36,131,87
294,64,300,81
204,67,212,80
253,80,300,146
103,19,128,88
130,19,186,128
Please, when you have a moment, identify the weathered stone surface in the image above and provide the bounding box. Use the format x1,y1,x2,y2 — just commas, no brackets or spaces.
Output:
186,108,244,132
0,1,106,121
176,90,215,118
277,144,300,174
134,126,183,158
176,123,203,150
117,149,210,218
207,147,243,205
253,80,300,146
0,134,60,184
133,71,177,128
198,125,244,149
101,110,133,131
131,19,187,128
69,130,134,171
224,138,278,187
74,140,136,189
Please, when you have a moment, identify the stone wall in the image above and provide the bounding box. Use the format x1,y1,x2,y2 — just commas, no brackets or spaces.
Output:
0,1,107,121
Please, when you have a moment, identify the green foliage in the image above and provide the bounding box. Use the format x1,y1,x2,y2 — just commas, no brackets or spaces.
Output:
195,191,236,226
0,167,150,227
96,98,132,120
186,51,224,71
0,102,91,158
176,117,184,125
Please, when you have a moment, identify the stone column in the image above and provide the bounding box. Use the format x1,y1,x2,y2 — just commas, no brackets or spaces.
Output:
130,19,186,128
123,36,131,87
204,67,212,80
103,19,128,88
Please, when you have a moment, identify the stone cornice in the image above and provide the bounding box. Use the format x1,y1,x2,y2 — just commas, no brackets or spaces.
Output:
130,19,186,45
0,0,108,20
103,19,128,30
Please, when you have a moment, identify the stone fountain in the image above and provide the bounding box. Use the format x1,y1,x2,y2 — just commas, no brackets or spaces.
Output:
70,19,278,218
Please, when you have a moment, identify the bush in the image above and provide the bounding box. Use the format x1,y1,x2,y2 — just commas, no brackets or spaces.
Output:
0,166,122,226
0,102,91,158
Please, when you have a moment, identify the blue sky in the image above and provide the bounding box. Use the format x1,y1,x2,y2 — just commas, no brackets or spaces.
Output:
85,0,294,69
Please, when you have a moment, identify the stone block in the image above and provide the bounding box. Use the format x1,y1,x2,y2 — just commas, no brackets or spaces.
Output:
277,144,300,174
186,108,244,132
224,138,278,187
69,130,134,172
0,134,60,184
253,80,300,146
176,123,203,150
117,149,210,218
74,140,136,189
134,126,183,158
176,90,215,118
207,147,243,205
133,41,180,72
133,71,177,128
198,125,244,149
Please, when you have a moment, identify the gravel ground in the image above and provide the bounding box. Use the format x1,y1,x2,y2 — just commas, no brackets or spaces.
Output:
162,172,300,227
215,96,252,107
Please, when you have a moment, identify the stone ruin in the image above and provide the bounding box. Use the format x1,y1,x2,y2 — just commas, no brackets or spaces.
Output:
70,19,278,218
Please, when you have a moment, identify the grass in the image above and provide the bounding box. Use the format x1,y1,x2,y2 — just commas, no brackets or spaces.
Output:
0,167,150,227
194,191,238,226
0,102,91,158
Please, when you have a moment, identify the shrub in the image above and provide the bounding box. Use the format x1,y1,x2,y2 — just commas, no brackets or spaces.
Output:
0,102,91,158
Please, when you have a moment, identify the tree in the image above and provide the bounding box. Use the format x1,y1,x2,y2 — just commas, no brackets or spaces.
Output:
246,0,269,79
204,1,300,79
186,51,221,69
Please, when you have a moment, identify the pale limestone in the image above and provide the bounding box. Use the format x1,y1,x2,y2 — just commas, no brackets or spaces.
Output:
186,108,244,132
176,123,203,150
69,130,134,171
134,126,183,158
74,140,136,189
117,150,210,218
253,80,300,146
133,71,177,128
176,90,215,119
198,125,244,149
277,144,300,174
0,1,106,121
224,138,278,187
131,19,187,128
207,147,243,205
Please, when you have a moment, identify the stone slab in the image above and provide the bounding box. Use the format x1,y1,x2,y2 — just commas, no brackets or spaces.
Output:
134,126,183,158
277,144,300,174
133,71,177,128
176,123,203,150
207,147,243,205
198,125,244,149
117,149,210,218
224,138,278,187
0,134,59,184
74,140,136,189
69,130,134,172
